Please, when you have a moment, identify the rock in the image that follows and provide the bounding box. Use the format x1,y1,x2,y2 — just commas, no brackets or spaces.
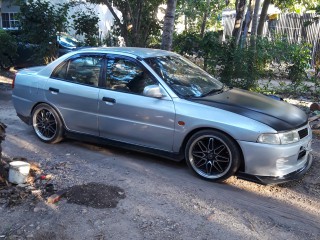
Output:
312,123,320,129
33,207,46,213
47,194,61,204
26,234,34,239
17,184,28,188
310,103,320,112
82,208,88,214
47,190,67,204
31,190,41,195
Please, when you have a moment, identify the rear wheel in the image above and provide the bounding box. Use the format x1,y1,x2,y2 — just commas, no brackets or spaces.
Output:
185,130,241,182
32,104,64,143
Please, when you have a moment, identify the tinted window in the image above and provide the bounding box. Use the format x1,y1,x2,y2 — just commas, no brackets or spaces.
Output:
106,58,157,95
52,56,103,87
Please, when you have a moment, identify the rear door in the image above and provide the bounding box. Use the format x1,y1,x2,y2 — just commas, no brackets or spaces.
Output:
45,54,104,136
98,55,176,152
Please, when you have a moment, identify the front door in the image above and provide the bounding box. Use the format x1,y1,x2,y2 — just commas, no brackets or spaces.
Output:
98,55,176,152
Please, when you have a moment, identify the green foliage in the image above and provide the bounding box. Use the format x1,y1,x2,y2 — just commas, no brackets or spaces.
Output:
286,43,311,85
173,31,202,56
71,8,100,46
18,0,69,64
274,0,319,13
173,32,312,92
91,0,163,47
176,0,227,33
0,30,17,69
102,28,120,47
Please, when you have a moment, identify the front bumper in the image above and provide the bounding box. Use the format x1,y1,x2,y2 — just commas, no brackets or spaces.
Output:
236,153,313,185
236,128,312,185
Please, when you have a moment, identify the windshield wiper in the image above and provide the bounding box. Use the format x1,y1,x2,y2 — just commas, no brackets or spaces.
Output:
202,87,224,97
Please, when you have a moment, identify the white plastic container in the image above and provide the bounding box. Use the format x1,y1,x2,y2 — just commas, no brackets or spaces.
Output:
8,161,30,184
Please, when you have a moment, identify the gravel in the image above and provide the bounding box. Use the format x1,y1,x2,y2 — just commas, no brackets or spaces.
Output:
0,80,320,240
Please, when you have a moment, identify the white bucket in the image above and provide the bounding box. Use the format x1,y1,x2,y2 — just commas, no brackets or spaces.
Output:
8,161,30,184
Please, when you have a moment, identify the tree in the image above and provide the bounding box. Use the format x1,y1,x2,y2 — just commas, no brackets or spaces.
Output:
232,0,247,44
176,0,227,34
71,7,100,46
90,0,163,47
200,0,211,37
250,0,261,38
0,30,17,70
257,0,271,35
18,0,69,64
242,0,254,43
161,0,177,50
257,0,319,36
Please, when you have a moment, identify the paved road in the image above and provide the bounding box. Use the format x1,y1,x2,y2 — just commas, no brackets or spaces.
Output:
1,87,320,240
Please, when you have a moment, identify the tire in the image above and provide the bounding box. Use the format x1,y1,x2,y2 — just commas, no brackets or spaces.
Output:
185,130,241,182
32,104,64,143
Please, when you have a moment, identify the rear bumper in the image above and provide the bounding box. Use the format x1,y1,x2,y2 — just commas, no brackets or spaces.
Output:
236,153,313,185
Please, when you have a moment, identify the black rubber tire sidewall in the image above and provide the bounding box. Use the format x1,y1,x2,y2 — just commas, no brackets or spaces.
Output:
185,130,241,182
32,104,64,144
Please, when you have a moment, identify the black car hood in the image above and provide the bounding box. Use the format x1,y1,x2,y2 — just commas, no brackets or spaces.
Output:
190,88,307,131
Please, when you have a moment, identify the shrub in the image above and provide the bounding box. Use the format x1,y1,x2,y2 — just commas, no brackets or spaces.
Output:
0,30,17,70
173,32,312,92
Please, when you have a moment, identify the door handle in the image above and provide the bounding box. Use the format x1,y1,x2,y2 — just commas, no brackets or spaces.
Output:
102,97,116,103
49,87,59,93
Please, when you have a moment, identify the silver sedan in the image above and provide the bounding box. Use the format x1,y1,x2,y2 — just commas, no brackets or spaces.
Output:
12,47,313,184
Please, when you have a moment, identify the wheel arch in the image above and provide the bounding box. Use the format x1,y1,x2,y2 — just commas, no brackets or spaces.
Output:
30,102,66,128
180,127,245,172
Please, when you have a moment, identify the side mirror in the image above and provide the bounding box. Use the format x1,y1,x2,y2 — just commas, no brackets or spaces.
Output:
143,85,164,98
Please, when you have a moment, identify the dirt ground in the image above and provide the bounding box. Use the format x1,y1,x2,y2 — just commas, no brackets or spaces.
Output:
0,78,320,240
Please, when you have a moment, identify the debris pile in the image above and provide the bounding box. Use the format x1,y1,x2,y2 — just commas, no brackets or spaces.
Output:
0,122,8,188
0,157,62,207
307,102,320,139
0,122,6,162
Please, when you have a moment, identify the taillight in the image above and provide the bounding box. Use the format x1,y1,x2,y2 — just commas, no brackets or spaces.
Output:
12,73,16,89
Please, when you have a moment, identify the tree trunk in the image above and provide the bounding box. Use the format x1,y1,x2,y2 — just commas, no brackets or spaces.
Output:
250,0,261,37
232,0,246,44
257,0,271,36
200,0,211,38
161,0,177,50
242,0,254,44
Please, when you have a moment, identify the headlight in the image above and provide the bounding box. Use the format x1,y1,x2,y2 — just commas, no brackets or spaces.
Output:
257,130,299,145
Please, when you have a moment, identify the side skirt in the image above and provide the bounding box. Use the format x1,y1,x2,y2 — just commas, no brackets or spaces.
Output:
65,130,185,162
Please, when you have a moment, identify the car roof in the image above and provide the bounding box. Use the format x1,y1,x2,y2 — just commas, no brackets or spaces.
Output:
75,47,177,59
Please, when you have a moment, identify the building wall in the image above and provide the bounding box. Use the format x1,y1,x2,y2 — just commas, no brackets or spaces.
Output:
0,0,20,29
0,0,117,40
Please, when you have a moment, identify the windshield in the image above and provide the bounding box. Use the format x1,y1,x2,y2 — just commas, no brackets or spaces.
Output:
145,55,223,98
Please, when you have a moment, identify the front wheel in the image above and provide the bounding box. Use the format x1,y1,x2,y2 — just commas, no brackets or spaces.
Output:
32,104,64,143
185,130,241,182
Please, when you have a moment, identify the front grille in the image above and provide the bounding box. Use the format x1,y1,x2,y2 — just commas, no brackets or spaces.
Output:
298,128,308,139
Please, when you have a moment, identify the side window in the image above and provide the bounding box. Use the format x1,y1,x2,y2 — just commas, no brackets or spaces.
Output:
52,55,103,87
106,58,157,95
